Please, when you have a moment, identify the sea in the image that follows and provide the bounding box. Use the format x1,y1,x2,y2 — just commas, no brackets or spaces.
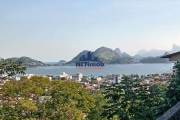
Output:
25,63,174,77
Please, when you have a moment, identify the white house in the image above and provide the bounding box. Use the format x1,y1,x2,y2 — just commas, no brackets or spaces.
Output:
96,77,102,81
71,72,83,82
38,96,52,103
15,77,21,81
24,74,34,79
161,51,180,61
59,72,70,80
0,74,7,79
48,77,52,81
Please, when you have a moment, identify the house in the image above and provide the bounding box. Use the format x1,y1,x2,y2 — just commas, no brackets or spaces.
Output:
106,74,114,80
161,51,180,61
24,74,34,79
96,77,102,81
106,74,123,80
38,96,52,103
59,72,70,80
71,72,83,82
15,77,21,81
0,74,8,80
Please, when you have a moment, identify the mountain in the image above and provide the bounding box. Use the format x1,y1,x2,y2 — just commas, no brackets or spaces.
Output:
137,49,148,55
93,47,121,63
6,57,19,62
67,47,134,64
67,50,90,64
59,60,67,65
137,49,166,57
17,57,45,67
169,44,180,53
109,57,134,64
5,57,45,67
121,52,132,58
68,45,176,64
114,48,121,56
164,52,170,56
133,54,143,60
139,57,170,63
137,44,180,57
57,60,67,65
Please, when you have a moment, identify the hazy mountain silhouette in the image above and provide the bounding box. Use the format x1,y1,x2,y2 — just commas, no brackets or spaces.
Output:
137,44,180,57
169,44,180,53
133,54,143,60
114,48,121,56
121,52,132,58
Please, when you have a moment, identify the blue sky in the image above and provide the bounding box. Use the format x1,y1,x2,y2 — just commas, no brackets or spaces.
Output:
1,0,180,62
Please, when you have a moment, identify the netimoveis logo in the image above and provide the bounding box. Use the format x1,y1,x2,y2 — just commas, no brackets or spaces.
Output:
76,52,104,70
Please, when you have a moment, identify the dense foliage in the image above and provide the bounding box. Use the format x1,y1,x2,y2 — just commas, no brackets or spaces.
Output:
0,76,94,120
166,62,180,108
101,77,166,120
1,61,180,120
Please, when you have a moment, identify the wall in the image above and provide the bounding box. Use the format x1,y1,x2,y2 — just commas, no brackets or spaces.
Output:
170,53,180,62
157,102,180,120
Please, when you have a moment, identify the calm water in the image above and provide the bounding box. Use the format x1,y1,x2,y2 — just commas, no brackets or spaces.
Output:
25,63,174,77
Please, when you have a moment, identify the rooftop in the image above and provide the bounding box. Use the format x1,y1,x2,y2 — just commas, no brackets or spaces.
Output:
161,51,180,58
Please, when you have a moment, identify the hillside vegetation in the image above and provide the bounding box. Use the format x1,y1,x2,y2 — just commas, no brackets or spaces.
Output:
6,57,45,67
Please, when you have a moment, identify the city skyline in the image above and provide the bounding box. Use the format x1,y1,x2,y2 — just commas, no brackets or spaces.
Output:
1,0,180,62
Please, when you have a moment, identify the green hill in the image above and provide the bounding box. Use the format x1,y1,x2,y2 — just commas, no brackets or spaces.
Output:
110,57,134,64
121,52,132,58
67,47,134,64
5,57,45,67
93,47,121,63
67,50,90,64
5,57,19,62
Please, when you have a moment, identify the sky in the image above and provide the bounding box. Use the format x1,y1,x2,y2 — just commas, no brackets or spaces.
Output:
1,0,180,62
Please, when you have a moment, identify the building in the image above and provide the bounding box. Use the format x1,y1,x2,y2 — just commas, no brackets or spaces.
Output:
15,77,21,81
59,72,70,80
38,96,52,103
113,75,122,84
96,77,102,81
106,74,123,80
71,72,83,82
24,74,34,79
161,51,180,61
0,74,7,79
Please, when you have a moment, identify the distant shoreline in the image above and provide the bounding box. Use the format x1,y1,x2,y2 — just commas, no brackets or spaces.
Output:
26,62,174,68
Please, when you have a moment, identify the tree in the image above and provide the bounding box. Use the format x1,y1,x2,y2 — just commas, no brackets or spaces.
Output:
0,58,26,79
45,80,94,120
87,90,107,120
0,77,95,119
165,62,180,109
101,76,165,120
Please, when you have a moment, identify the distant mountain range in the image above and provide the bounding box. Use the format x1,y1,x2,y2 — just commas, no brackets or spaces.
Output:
67,47,134,64
139,57,170,63
137,44,180,57
67,44,179,64
2,44,178,66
